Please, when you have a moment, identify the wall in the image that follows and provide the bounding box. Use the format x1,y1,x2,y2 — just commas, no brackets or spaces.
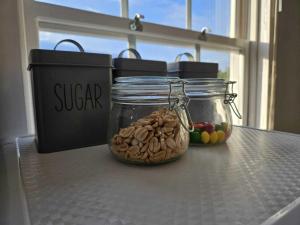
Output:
274,0,300,134
0,0,28,143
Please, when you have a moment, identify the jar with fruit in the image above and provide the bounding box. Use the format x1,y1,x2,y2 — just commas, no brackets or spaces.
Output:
185,79,241,145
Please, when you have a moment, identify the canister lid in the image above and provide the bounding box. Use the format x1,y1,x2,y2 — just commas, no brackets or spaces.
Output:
28,40,112,70
113,48,167,77
167,52,218,78
114,58,167,74
28,49,112,70
168,61,218,75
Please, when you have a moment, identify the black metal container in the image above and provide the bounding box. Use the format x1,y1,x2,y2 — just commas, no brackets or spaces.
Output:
28,40,112,153
113,48,167,79
167,53,218,78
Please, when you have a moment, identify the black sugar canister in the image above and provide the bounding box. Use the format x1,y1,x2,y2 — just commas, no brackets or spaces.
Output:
28,39,112,153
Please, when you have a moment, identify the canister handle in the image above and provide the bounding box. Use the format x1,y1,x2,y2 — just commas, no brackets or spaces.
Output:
175,52,194,62
118,48,142,59
54,39,85,52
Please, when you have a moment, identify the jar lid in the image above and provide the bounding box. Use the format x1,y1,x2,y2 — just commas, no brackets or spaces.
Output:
184,78,226,98
113,58,167,76
168,62,218,78
113,49,167,78
167,52,218,78
112,76,184,104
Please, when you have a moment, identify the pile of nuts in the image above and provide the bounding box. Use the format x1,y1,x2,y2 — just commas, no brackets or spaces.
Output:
111,108,189,164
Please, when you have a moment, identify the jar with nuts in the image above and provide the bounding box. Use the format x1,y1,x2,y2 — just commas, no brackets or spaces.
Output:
108,77,193,165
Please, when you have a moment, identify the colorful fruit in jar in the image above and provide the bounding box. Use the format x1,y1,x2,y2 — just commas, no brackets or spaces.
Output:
194,122,205,130
190,131,201,143
209,131,218,144
216,130,226,142
221,122,228,132
215,124,223,131
204,123,214,133
190,122,230,145
201,131,210,144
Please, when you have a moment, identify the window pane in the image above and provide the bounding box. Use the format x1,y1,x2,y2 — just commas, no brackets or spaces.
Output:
129,0,186,28
39,31,127,58
35,0,120,16
192,0,231,36
200,49,230,80
136,41,194,62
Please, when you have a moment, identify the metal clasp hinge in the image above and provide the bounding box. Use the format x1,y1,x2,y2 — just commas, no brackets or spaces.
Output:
224,81,242,119
168,80,194,132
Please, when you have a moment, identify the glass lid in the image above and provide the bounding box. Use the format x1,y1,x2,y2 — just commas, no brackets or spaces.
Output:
184,78,226,98
112,76,185,104
115,76,179,84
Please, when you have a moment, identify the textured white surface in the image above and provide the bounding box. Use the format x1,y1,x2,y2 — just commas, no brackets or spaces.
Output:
18,127,300,225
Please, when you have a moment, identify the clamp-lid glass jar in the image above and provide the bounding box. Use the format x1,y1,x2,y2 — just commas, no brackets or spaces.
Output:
185,78,241,145
108,76,192,165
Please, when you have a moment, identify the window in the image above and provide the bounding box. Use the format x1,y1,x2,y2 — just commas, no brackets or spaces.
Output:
39,31,127,57
192,0,231,36
136,41,194,62
129,0,186,28
35,0,120,16
21,0,251,134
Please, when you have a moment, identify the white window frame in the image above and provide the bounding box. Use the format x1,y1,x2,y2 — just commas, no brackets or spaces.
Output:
18,0,253,134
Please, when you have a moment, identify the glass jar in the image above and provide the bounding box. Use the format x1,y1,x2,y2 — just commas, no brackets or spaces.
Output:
185,78,241,145
108,76,192,165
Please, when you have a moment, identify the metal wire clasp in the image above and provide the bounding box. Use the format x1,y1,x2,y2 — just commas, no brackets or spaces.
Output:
168,80,194,132
224,81,242,119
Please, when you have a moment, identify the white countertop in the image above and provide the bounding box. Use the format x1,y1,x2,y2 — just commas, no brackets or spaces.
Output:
2,127,300,225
